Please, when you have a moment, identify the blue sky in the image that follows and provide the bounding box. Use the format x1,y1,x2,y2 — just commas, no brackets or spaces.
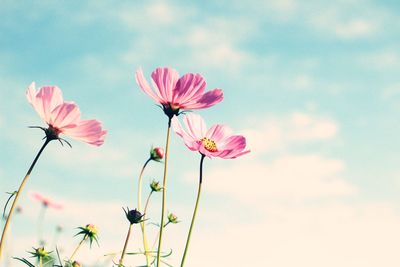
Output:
1,0,400,266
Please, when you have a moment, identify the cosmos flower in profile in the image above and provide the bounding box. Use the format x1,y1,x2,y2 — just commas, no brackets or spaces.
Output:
135,67,223,118
172,113,250,159
30,191,63,210
26,82,107,146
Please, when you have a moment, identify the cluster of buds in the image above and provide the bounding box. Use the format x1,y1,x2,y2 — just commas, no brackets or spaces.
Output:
150,147,164,162
123,207,145,225
76,224,99,247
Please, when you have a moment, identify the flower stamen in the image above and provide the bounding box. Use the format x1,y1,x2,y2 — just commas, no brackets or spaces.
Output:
201,137,217,152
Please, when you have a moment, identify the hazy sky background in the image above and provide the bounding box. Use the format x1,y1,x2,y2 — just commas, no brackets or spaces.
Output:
1,0,400,266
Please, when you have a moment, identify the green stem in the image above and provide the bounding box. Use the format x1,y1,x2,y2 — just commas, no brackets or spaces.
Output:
39,256,43,267
138,158,152,266
156,119,171,267
0,139,51,260
180,154,205,267
119,224,133,266
69,235,87,262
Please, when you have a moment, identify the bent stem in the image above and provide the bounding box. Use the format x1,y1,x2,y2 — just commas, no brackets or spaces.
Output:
156,119,172,267
119,224,133,266
69,235,88,262
138,158,152,266
180,154,205,267
0,139,51,260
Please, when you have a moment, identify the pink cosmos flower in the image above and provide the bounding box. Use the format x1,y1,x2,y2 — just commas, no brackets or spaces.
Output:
27,82,107,146
30,191,63,210
135,67,223,118
172,113,250,159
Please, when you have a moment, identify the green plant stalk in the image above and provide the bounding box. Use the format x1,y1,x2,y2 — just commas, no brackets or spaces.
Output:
69,235,88,262
180,154,205,267
156,119,171,267
137,158,152,266
0,139,51,260
119,224,133,266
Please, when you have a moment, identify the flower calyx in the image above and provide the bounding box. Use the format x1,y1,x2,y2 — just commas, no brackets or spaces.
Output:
123,207,145,225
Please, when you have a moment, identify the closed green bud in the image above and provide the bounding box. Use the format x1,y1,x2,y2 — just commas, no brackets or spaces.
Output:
167,212,179,224
150,180,162,192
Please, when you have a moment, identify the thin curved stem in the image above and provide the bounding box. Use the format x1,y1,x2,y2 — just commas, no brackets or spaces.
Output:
69,235,87,262
180,154,205,267
156,119,171,267
119,224,133,266
138,158,152,266
0,139,51,260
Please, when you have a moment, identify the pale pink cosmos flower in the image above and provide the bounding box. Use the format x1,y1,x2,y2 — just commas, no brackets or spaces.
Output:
30,191,63,210
172,113,250,159
135,67,223,118
27,82,107,146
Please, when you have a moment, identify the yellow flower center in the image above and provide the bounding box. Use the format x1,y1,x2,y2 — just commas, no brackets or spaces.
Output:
201,137,218,152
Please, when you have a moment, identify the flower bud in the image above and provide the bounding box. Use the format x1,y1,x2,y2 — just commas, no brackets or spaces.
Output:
150,147,164,161
123,207,144,224
72,261,82,267
150,180,162,192
29,246,51,259
76,224,99,247
167,212,179,224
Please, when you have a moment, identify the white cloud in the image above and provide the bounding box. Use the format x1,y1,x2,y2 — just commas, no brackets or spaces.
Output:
182,19,255,72
183,201,400,267
199,154,356,204
359,50,400,70
383,83,400,99
334,18,377,38
242,112,338,154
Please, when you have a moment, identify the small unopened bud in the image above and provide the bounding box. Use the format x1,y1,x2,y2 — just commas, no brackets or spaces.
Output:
167,212,179,224
123,207,144,224
150,147,164,161
72,261,82,267
150,180,162,192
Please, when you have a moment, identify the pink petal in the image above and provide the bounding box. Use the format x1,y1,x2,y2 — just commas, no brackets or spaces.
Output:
205,124,231,143
173,73,205,104
183,113,207,140
171,116,198,150
181,88,223,110
63,119,107,146
135,68,164,103
217,135,250,159
151,67,179,103
49,102,81,130
26,83,64,124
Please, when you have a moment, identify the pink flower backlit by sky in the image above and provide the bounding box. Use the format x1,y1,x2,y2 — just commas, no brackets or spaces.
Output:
30,191,63,210
135,67,223,117
172,113,250,159
27,82,107,146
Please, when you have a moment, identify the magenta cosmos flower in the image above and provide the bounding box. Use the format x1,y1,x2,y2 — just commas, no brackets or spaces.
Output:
135,67,223,118
172,113,250,159
27,82,107,146
30,191,63,210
